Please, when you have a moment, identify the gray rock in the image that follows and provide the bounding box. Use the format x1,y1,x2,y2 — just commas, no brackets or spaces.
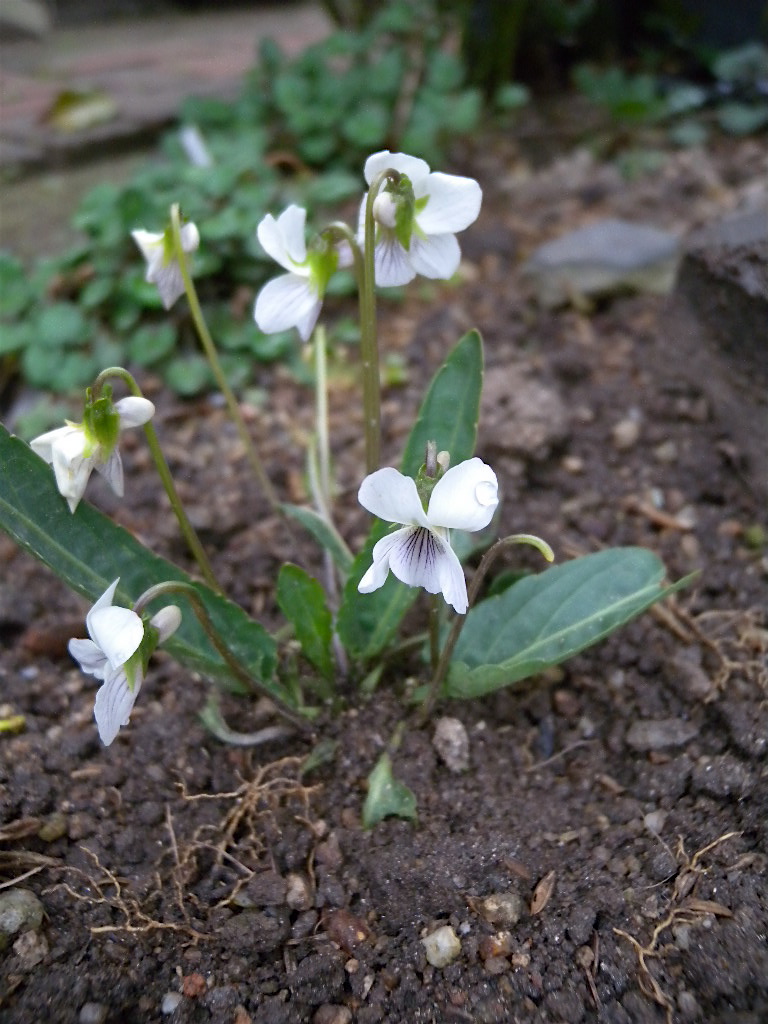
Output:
524,218,680,307
662,206,768,500
433,716,470,773
79,1003,109,1024
0,888,44,949
482,365,568,461
691,755,755,799
626,718,699,752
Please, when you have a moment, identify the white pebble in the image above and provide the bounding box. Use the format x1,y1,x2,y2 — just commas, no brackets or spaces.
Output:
421,925,461,967
161,992,182,1015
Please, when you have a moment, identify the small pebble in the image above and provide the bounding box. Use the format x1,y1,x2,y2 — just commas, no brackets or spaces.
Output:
433,717,470,773
312,1005,352,1024
161,992,182,1015
477,892,523,927
626,718,699,751
79,1003,108,1024
0,889,44,948
653,440,678,464
421,925,461,968
612,418,641,450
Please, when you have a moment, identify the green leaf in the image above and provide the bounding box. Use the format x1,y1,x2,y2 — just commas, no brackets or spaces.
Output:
164,354,212,396
281,504,353,575
0,426,287,704
447,547,691,698
361,753,417,828
0,253,33,318
338,330,485,661
276,563,334,683
716,102,768,136
401,328,483,475
128,323,177,367
36,302,90,348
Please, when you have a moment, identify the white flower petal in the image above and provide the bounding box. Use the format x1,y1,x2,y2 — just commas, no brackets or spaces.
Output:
427,458,499,532
383,525,468,612
89,579,120,619
358,468,429,527
50,429,92,512
416,173,482,234
435,538,470,614
364,150,430,187
68,638,108,680
131,229,163,266
114,396,155,428
96,449,124,497
29,424,76,464
374,234,416,287
179,221,200,253
358,529,409,594
254,273,321,340
150,605,182,643
257,206,308,270
94,666,143,746
89,605,144,670
408,232,461,280
150,261,186,310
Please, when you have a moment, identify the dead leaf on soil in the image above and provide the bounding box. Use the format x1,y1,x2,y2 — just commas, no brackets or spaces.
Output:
530,870,556,914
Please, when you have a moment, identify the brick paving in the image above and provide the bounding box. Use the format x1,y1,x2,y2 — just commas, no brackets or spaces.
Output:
0,5,330,170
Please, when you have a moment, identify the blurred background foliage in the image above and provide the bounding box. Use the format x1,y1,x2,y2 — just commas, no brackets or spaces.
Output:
1,0,766,420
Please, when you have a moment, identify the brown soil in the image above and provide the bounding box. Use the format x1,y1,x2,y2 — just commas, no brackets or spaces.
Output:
1,126,767,1024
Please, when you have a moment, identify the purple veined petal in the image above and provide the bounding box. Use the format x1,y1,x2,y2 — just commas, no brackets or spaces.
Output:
96,449,124,497
384,525,468,612
427,458,499,532
94,665,143,745
358,528,410,594
68,637,108,680
416,173,482,234
254,272,319,338
114,396,155,428
408,232,461,281
89,605,144,670
374,233,416,287
364,150,430,187
150,260,186,310
358,468,429,527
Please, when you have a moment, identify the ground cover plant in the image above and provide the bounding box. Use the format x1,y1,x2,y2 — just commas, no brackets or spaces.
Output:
1,10,767,1024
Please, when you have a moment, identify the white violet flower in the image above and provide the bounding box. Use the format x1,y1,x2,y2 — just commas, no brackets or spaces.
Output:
30,391,155,513
357,457,499,614
361,150,482,287
132,221,200,309
68,579,182,746
254,205,340,341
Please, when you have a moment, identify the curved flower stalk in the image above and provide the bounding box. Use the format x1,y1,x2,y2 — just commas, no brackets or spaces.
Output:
132,221,200,309
254,205,344,341
68,579,181,746
30,389,155,512
361,150,482,287
357,457,499,614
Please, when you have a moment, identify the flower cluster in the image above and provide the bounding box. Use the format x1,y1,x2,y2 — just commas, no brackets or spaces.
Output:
254,150,482,340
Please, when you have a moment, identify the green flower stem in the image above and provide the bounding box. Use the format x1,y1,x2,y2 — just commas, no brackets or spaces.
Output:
134,580,312,733
168,204,279,512
429,595,440,673
314,325,332,516
419,533,555,722
93,366,222,593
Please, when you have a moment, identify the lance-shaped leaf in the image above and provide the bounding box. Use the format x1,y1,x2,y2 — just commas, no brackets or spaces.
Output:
362,752,417,829
447,547,693,698
0,426,286,702
337,329,484,660
276,563,334,687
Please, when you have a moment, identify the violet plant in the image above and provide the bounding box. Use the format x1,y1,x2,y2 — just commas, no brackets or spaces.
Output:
0,150,688,818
